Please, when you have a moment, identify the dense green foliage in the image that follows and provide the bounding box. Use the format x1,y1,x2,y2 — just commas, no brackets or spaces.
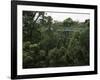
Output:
23,11,89,68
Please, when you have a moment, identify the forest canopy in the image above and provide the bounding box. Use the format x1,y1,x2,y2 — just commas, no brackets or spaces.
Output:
23,11,90,68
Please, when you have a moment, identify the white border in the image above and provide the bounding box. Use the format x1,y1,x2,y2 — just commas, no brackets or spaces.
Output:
17,5,94,75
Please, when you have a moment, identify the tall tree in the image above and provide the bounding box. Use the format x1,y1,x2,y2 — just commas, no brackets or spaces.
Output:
23,11,45,43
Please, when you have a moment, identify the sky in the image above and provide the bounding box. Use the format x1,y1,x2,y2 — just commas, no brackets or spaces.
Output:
46,12,90,22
